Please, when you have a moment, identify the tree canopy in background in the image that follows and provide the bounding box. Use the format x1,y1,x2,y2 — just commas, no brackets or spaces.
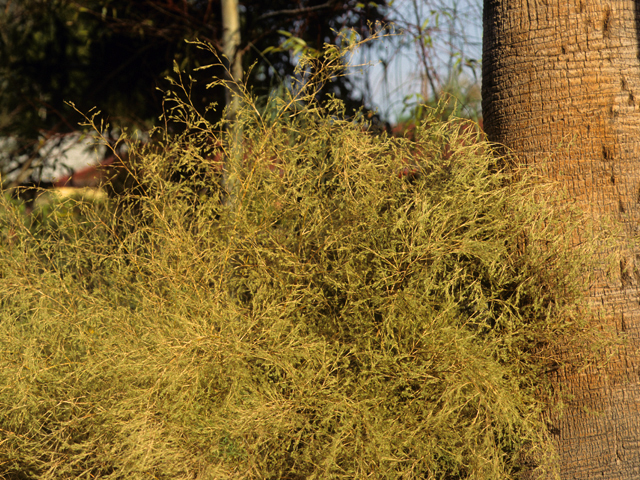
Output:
0,0,386,187
0,0,483,190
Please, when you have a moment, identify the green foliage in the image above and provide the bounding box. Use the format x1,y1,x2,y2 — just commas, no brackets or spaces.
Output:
0,0,386,187
0,37,599,479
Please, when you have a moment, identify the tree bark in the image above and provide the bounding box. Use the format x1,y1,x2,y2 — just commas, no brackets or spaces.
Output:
221,0,242,118
221,0,242,206
483,1,640,478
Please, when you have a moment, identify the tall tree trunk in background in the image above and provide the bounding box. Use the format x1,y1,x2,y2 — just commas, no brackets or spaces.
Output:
483,1,640,478
221,0,242,118
221,0,242,205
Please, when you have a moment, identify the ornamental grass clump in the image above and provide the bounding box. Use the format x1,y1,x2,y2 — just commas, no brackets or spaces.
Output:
0,36,597,479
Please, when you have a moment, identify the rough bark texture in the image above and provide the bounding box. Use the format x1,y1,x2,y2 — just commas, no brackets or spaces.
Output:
483,1,640,478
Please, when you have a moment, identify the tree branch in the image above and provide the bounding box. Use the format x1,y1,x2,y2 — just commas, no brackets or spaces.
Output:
256,0,339,21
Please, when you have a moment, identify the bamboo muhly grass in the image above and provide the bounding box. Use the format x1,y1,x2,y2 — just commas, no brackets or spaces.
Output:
0,35,601,480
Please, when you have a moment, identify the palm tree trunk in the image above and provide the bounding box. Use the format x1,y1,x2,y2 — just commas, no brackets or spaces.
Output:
483,1,640,477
